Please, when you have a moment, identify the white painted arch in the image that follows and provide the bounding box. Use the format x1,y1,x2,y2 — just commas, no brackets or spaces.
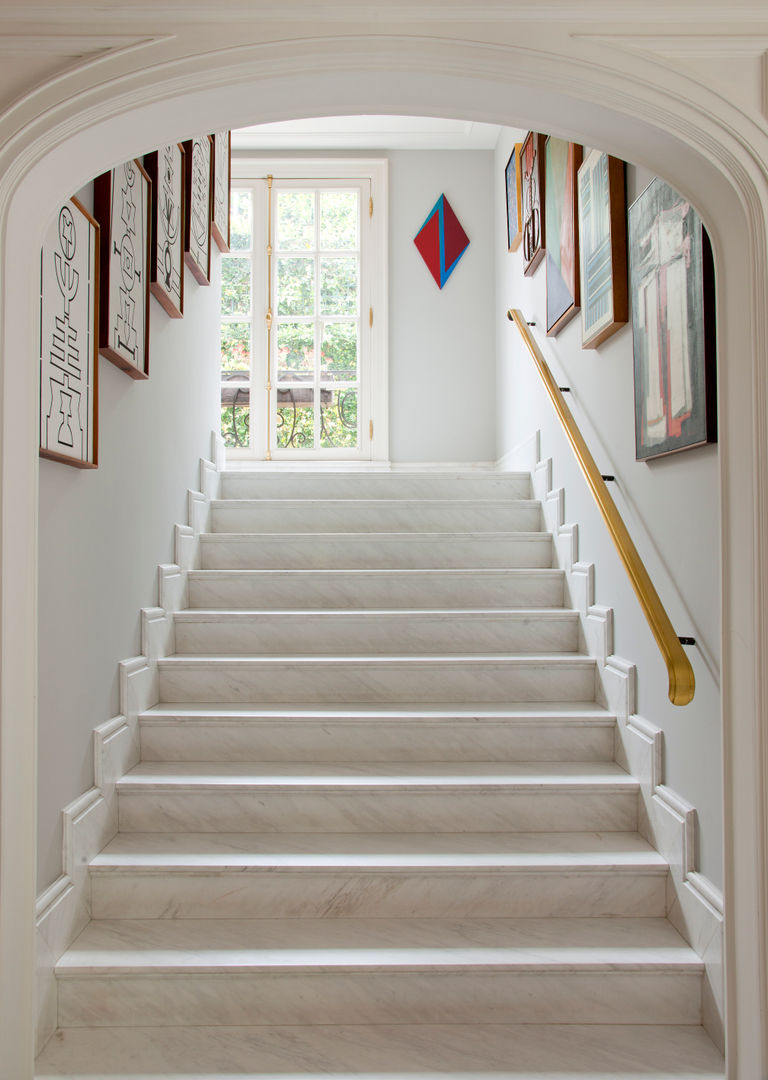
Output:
1,34,767,1078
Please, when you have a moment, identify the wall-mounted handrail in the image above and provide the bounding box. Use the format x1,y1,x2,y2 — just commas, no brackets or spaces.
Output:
507,308,695,706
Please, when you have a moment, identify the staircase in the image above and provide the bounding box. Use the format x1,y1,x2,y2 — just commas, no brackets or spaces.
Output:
36,470,725,1078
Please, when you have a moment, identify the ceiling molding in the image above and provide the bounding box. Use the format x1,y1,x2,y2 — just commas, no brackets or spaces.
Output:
575,33,768,59
0,34,158,58
232,115,510,151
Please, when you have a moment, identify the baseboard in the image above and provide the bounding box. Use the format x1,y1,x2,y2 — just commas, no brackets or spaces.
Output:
531,439,724,1050
34,432,224,1053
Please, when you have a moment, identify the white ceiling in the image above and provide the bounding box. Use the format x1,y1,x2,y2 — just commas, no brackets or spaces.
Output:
232,115,516,151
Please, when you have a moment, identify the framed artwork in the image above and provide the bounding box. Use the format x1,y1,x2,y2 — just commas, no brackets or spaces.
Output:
94,159,151,379
545,138,583,335
629,177,717,460
521,132,546,276
211,129,231,252
144,143,185,319
577,150,628,348
39,197,99,468
413,193,470,289
504,143,523,252
183,134,212,285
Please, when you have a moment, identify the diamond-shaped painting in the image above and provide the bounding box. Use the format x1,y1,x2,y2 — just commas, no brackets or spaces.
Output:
414,194,469,289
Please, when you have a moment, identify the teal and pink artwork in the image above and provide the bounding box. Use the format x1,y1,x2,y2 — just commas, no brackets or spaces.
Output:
414,194,469,289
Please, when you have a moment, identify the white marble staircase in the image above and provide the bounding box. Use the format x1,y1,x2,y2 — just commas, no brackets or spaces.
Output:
36,470,725,1078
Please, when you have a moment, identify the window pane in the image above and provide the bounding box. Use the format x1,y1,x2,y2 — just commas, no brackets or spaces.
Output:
276,191,315,251
320,191,359,250
221,257,251,316
321,322,357,381
277,388,314,449
229,191,252,251
277,322,315,383
320,257,358,315
277,257,315,316
321,387,358,448
221,403,250,448
221,322,250,374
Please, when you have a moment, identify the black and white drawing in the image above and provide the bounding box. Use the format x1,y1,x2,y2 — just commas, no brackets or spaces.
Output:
183,135,212,284
95,159,151,378
40,197,99,467
145,143,185,318
211,130,231,252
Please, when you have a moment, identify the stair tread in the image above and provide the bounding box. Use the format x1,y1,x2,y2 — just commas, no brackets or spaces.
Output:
157,652,594,664
210,498,541,508
140,701,616,722
33,1022,725,1078
56,916,700,974
188,566,564,575
201,530,551,540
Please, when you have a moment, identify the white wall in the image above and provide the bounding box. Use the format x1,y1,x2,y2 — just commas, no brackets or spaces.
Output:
495,130,723,887
37,194,221,890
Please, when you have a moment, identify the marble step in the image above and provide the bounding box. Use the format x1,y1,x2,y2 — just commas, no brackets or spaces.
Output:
199,531,554,570
115,761,639,833
157,653,597,704
139,703,617,763
89,831,668,919
33,1021,726,1078
209,498,543,534
187,567,567,610
220,469,532,501
172,609,581,656
54,917,703,1028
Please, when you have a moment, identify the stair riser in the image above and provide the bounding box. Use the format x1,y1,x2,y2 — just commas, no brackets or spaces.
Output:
139,719,615,763
157,660,597,704
173,613,580,657
187,570,566,610
57,970,702,1027
117,790,638,834
210,503,543,534
220,474,532,501
200,536,554,571
90,869,667,920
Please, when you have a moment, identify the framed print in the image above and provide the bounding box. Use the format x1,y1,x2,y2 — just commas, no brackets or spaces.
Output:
211,129,231,252
39,197,99,468
577,150,628,348
630,177,717,460
183,134,212,285
144,143,185,319
94,159,151,379
505,143,523,252
545,138,583,335
521,132,546,276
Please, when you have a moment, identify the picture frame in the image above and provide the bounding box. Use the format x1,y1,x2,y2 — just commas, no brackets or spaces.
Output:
629,177,717,460
211,129,231,253
144,142,185,319
545,137,583,335
94,159,151,379
183,134,213,285
39,196,99,468
577,150,628,349
521,131,546,276
504,143,523,252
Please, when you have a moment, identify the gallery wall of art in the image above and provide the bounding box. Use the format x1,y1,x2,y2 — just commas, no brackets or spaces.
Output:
494,127,723,888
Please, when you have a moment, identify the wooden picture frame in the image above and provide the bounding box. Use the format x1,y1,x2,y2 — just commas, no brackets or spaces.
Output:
39,196,99,468
545,137,583,336
505,143,523,252
577,150,628,349
94,159,151,379
183,135,213,285
144,143,185,319
630,177,717,460
211,129,231,253
521,132,546,276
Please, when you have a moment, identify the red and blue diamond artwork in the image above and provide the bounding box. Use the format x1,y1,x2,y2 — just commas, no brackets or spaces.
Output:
414,194,469,289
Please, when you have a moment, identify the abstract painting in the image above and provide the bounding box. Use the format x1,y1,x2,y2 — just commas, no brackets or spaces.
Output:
211,130,231,252
39,197,99,467
94,159,151,379
413,194,469,289
144,142,185,318
183,134,212,285
545,137,582,335
505,143,523,252
521,132,546,276
630,178,717,460
577,150,628,348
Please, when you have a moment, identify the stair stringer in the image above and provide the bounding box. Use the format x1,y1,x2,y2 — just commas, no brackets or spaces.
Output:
34,433,224,1054
531,452,725,1051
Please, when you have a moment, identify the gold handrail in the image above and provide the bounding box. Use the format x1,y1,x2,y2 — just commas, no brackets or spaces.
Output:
507,308,695,706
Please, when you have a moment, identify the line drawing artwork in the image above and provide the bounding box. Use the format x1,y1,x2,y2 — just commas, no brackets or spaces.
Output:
190,137,210,275
159,144,181,304
45,208,84,455
113,161,142,364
